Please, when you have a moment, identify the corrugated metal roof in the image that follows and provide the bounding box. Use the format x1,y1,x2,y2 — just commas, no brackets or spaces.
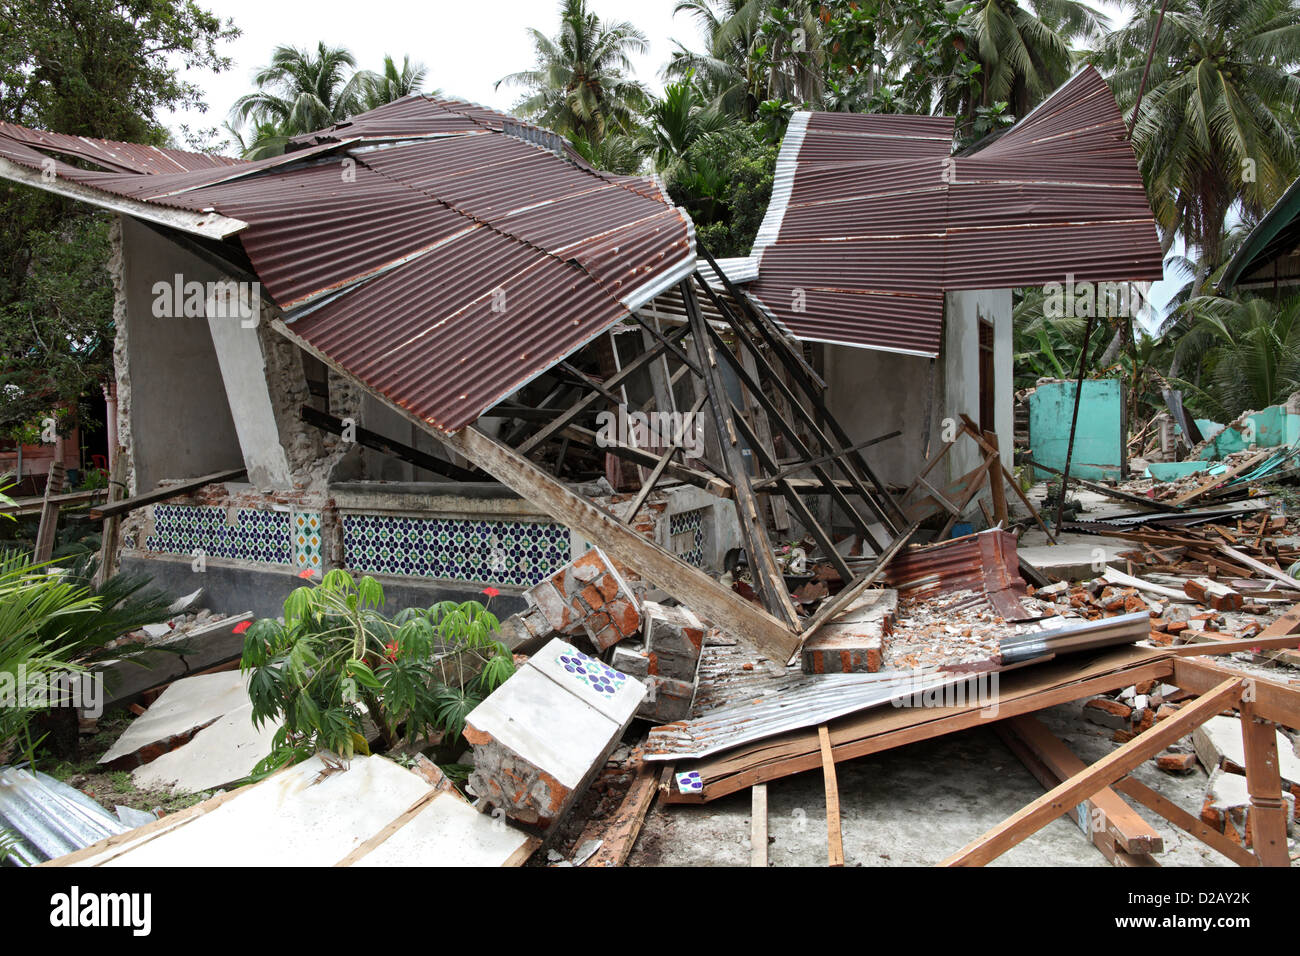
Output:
0,98,694,433
746,66,1164,356
0,121,241,174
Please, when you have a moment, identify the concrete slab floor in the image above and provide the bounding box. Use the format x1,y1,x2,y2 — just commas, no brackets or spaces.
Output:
628,700,1242,867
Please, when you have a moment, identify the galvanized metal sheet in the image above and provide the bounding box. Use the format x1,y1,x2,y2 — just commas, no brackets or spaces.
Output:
747,66,1164,356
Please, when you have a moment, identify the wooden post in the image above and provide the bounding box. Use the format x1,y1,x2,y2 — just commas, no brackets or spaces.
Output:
1240,699,1291,866
751,784,768,867
819,724,845,867
33,461,66,563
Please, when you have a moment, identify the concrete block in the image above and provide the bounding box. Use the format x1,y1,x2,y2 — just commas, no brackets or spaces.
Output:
636,675,695,724
522,548,642,651
642,601,705,680
610,644,650,679
464,638,645,828
1193,714,1300,786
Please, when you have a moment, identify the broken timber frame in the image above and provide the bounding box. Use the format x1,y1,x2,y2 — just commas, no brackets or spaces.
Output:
273,256,917,656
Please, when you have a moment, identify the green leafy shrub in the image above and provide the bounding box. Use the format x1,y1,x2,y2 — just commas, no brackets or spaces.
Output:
241,570,515,774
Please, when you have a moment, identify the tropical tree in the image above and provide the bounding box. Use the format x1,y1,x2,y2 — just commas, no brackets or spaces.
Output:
936,0,1107,131
640,76,736,171
1167,294,1300,421
1094,0,1300,275
229,43,367,157
497,0,651,150
359,54,432,111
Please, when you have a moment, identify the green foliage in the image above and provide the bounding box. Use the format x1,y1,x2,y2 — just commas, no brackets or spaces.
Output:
241,571,515,773
497,0,651,155
1092,0,1300,266
0,218,114,436
0,549,97,762
666,122,777,257
38,554,174,662
0,0,238,436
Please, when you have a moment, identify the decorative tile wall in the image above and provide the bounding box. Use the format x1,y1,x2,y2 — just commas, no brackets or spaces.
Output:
341,514,570,587
292,511,323,572
146,504,292,565
669,507,707,568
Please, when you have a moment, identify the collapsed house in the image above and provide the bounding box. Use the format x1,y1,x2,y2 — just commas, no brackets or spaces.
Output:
9,67,1300,869
0,66,1160,634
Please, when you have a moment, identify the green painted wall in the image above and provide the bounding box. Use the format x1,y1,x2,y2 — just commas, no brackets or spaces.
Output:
1028,379,1125,481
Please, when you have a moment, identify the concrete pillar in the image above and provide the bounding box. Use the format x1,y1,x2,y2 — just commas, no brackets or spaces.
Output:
206,292,293,489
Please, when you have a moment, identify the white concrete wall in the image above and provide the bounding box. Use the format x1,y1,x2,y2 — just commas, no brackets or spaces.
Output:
941,288,1014,484
821,288,1013,524
119,217,242,492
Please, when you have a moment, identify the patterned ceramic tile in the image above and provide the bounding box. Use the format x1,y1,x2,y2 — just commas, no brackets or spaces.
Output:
341,514,570,587
555,648,629,697
675,770,704,794
291,511,323,571
145,504,291,565
669,507,707,567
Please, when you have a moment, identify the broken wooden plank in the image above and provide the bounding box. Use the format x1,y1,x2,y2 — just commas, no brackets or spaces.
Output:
1004,716,1163,855
940,677,1244,866
442,425,803,662
818,724,844,868
33,462,66,563
1218,544,1300,591
89,467,247,520
583,755,660,867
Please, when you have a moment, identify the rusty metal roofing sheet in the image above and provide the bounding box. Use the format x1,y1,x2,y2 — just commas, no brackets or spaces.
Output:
746,66,1163,356
0,99,694,433
0,121,240,174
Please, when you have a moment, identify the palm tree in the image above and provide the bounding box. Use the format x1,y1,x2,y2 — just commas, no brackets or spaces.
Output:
666,1,824,118
936,0,1107,127
228,43,367,157
497,0,651,149
1168,294,1300,421
1094,0,1300,273
640,76,736,171
360,55,433,111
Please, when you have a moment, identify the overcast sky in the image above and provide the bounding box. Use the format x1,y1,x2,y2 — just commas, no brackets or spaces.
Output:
164,0,698,146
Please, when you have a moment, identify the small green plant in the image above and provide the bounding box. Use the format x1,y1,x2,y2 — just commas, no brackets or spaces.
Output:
241,571,515,774
109,770,132,793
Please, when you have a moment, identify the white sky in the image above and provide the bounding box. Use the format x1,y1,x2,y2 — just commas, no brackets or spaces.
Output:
163,0,697,146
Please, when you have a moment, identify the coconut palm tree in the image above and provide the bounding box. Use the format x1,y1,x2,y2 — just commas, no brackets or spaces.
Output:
935,0,1108,127
666,1,825,118
228,43,367,157
496,0,651,149
360,55,433,111
1094,0,1300,272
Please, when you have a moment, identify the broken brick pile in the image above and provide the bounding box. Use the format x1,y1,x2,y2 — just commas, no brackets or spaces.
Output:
611,602,706,722
1079,681,1300,849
